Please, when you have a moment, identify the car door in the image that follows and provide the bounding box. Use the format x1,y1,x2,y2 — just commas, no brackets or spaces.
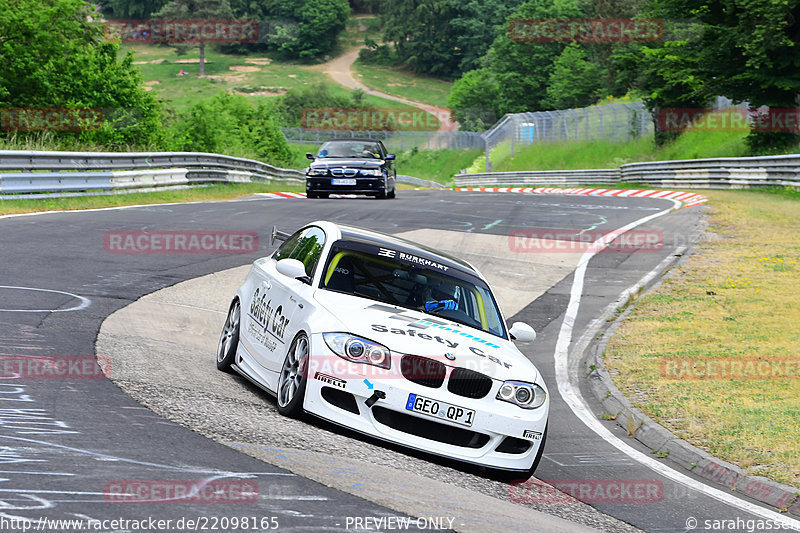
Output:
379,141,396,188
246,226,326,372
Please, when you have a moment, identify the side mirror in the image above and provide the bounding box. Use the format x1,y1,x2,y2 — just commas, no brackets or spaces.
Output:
276,258,310,284
306,152,315,160
509,322,536,342
385,153,395,160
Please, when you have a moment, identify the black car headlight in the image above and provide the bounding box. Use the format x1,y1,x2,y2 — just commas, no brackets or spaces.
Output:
359,168,382,177
308,168,327,176
497,380,546,409
323,333,391,369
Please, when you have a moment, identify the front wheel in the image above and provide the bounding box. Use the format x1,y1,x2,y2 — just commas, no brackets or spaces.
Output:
216,299,240,373
276,333,309,418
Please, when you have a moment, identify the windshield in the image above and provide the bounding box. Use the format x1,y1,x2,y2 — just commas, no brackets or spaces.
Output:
317,141,382,159
320,240,506,339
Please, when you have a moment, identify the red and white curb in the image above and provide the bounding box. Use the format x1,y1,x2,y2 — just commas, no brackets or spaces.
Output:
456,187,708,209
254,192,376,199
254,192,307,199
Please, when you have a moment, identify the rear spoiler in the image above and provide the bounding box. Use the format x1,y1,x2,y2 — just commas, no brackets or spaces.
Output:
271,226,291,246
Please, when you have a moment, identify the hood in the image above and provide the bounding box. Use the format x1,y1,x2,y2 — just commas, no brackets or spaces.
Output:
310,159,383,169
314,290,538,382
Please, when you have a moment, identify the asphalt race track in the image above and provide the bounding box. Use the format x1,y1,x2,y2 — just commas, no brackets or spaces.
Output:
0,190,795,533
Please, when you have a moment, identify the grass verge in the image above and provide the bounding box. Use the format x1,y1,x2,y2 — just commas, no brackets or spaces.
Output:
604,188,800,489
0,182,303,216
485,129,751,173
396,148,483,185
351,60,453,109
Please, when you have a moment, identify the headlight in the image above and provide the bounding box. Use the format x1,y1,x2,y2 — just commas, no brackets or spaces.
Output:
323,333,391,369
308,168,327,176
496,380,546,409
359,168,382,176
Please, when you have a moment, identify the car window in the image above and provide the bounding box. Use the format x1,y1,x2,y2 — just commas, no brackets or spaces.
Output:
318,141,383,158
273,230,303,261
321,240,506,338
273,227,326,277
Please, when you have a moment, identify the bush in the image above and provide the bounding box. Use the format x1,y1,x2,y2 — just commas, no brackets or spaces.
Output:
0,0,164,148
447,68,500,131
358,38,399,65
169,92,293,165
272,82,365,127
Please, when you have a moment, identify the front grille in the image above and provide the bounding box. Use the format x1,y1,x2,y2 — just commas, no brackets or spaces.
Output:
447,368,493,399
330,168,358,177
401,355,446,388
372,406,490,448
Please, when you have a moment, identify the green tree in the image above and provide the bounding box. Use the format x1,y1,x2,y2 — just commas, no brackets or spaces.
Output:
447,69,500,130
226,0,348,59
382,0,523,79
634,0,800,150
545,43,605,109
154,0,233,77
0,0,163,146
349,0,383,14
477,0,583,114
104,0,169,18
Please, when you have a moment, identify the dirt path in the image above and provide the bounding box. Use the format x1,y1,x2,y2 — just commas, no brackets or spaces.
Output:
322,48,458,132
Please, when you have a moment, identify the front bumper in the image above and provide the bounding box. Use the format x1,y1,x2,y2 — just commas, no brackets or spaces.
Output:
306,177,386,195
302,334,549,471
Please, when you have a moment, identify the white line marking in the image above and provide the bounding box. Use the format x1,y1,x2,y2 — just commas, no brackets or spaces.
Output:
553,200,800,529
0,286,91,313
0,471,75,475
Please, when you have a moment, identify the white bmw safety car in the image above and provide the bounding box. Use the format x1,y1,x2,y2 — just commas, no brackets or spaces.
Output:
217,221,549,477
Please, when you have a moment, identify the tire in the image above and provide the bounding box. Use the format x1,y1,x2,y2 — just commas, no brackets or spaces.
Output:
319,193,329,198
276,332,309,418
376,188,388,199
388,187,396,199
489,423,548,483
307,192,317,199
216,299,240,373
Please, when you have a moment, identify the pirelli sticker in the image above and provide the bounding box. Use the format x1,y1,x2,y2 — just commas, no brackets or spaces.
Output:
523,429,543,441
315,372,346,389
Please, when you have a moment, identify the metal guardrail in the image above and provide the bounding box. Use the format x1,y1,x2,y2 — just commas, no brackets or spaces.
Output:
0,150,305,195
0,150,446,196
455,169,620,187
455,154,800,190
620,155,800,189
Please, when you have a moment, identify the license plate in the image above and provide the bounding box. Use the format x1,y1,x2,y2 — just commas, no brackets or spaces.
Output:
405,393,475,427
331,178,356,186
